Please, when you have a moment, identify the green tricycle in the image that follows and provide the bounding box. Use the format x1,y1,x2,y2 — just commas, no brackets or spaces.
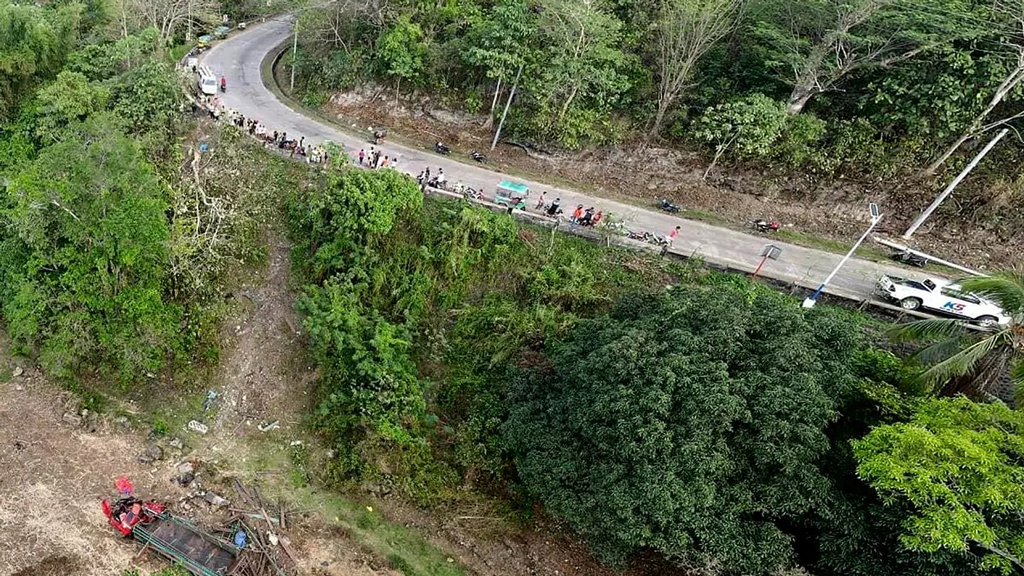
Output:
494,180,530,210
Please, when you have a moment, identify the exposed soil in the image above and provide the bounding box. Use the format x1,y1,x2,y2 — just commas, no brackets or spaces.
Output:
319,84,1024,270
372,498,687,576
210,237,312,437
0,350,172,576
0,214,684,576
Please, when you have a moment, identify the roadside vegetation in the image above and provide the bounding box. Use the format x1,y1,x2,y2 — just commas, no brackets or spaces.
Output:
2,2,1024,576
289,0,1024,233
285,159,1024,575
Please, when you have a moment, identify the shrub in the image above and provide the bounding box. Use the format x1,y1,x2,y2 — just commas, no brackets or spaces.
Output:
503,285,863,572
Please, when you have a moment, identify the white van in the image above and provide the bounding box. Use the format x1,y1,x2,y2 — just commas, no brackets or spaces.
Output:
196,65,218,95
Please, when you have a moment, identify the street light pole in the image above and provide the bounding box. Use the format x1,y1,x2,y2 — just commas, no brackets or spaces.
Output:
290,20,299,92
802,204,881,308
902,128,1008,239
491,63,523,151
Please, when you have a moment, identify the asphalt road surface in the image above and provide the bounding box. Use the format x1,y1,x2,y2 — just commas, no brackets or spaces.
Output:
201,16,932,303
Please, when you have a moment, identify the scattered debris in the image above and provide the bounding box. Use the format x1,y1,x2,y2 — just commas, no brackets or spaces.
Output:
203,491,231,508
203,390,219,411
12,366,23,377
188,420,209,435
138,443,163,463
168,437,183,449
172,461,196,487
257,420,280,432
62,412,83,427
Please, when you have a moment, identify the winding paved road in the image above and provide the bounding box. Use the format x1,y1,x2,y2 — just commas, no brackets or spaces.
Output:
201,16,928,302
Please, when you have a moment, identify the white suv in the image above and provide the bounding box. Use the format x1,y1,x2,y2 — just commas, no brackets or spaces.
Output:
875,275,1010,327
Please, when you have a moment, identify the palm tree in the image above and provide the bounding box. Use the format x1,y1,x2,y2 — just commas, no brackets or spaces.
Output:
891,271,1024,399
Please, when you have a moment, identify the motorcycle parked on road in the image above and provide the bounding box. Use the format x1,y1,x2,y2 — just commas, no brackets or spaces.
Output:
747,218,780,233
658,198,680,213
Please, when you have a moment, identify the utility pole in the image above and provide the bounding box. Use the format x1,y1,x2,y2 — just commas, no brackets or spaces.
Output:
290,20,299,92
802,204,881,308
491,63,523,151
902,128,1009,239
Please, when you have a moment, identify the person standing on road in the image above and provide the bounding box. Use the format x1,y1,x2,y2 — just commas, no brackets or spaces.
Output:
358,149,365,165
535,191,546,210
668,225,681,247
546,198,561,217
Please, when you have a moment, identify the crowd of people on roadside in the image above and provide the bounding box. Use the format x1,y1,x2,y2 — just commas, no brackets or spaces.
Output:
532,192,605,228
193,94,331,166
356,146,402,171
183,65,686,253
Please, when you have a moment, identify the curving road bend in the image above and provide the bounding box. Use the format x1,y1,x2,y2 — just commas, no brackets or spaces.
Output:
201,16,924,303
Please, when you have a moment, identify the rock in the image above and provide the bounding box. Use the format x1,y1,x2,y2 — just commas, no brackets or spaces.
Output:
63,397,81,414
176,461,194,475
62,412,83,427
173,472,195,487
83,412,99,433
12,366,23,378
268,533,279,546
14,385,24,391
203,492,230,508
187,420,209,435
137,443,163,463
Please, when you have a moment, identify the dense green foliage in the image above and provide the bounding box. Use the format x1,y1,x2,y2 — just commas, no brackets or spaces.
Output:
292,0,1024,178
285,161,1019,575
3,118,182,381
4,4,1023,576
0,1,268,385
854,398,1024,573
286,165,675,499
503,287,861,571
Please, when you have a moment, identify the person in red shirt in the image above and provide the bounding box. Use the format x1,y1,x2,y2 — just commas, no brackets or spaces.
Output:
571,205,583,224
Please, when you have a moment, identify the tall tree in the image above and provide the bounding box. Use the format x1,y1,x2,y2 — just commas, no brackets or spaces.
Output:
2,116,182,382
463,0,537,127
376,15,427,99
890,272,1024,398
853,397,1024,574
924,0,1024,174
0,1,77,119
648,0,742,137
531,0,631,141
504,286,862,572
128,0,218,46
754,0,972,115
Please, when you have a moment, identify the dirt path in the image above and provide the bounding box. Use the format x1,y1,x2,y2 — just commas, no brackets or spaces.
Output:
212,237,309,435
